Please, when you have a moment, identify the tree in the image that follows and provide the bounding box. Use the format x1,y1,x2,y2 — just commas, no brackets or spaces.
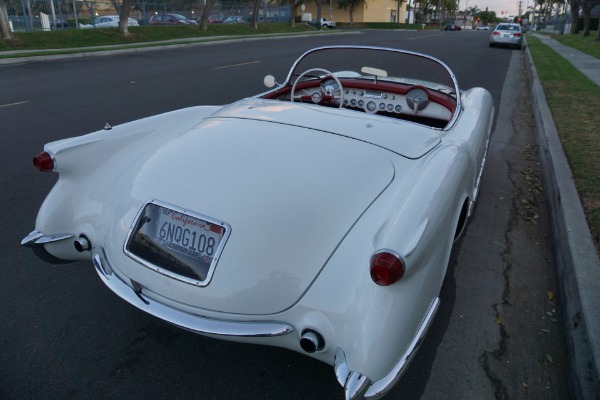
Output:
118,0,133,37
0,0,12,40
315,0,323,27
396,0,405,24
474,10,498,25
338,0,363,24
288,0,296,26
198,0,213,32
250,0,261,29
578,0,600,37
534,0,545,29
567,0,580,33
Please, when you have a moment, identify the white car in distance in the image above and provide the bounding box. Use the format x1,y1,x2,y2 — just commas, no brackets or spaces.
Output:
80,15,139,28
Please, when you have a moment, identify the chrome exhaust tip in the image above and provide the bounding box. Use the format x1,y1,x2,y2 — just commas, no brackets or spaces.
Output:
300,329,325,353
74,235,91,252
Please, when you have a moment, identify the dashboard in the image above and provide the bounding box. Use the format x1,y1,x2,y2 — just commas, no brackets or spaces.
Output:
262,76,457,128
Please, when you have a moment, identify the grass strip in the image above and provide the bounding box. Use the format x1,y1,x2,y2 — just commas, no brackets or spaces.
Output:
0,22,420,52
527,35,600,247
0,23,317,51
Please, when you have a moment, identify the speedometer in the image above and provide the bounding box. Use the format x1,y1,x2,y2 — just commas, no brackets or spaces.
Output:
321,79,340,95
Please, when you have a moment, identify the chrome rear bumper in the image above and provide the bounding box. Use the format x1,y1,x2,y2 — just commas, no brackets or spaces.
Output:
23,230,438,400
92,247,294,338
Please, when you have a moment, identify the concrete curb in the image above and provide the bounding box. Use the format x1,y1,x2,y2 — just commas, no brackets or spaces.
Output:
525,43,600,400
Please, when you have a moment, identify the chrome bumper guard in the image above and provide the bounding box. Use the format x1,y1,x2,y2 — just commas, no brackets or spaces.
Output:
335,297,440,400
92,247,294,338
21,229,74,247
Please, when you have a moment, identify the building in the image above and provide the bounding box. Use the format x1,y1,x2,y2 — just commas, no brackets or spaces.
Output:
301,0,408,24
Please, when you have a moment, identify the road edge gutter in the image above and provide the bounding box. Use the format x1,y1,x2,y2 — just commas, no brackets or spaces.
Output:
525,43,600,399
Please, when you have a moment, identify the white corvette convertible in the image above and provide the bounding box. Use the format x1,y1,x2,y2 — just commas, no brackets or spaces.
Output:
23,46,493,399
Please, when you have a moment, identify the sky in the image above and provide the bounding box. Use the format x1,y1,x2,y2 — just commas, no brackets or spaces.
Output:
463,0,527,16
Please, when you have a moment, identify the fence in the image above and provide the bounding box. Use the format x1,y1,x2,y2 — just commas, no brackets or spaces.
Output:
6,0,291,32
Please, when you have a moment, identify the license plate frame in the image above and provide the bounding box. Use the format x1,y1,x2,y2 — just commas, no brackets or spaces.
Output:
124,200,231,286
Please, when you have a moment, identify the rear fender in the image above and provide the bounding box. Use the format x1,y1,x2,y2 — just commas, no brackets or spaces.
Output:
376,146,473,280
295,150,471,381
34,106,220,261
45,106,219,177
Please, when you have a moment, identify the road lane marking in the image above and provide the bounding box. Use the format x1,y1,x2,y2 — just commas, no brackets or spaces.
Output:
0,101,30,108
214,61,261,70
409,34,444,40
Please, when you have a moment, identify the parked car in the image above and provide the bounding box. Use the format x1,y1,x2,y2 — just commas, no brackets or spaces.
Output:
444,23,461,31
195,15,223,24
23,45,493,400
312,17,336,28
149,14,198,25
489,23,523,49
50,18,68,29
475,25,489,30
222,16,245,23
207,15,223,23
80,15,139,29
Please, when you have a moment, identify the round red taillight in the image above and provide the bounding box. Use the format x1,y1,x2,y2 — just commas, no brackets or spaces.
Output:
370,251,405,286
33,151,55,172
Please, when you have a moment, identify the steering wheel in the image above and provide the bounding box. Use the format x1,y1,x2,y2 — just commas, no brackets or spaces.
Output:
290,68,345,108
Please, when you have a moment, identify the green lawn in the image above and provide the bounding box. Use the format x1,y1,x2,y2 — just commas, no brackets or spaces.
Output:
527,35,600,248
0,23,316,52
554,31,600,59
0,22,419,53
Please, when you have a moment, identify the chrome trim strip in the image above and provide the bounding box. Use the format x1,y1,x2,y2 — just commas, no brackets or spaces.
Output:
469,107,494,217
364,297,440,399
92,247,294,338
21,230,74,248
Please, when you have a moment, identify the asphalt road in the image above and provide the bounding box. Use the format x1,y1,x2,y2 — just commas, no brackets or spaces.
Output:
0,30,569,399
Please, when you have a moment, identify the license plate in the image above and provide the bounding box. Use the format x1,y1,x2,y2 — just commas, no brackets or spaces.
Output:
125,201,231,285
155,207,223,262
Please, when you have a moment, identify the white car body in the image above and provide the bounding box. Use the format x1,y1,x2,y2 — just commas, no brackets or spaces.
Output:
80,15,139,29
23,46,493,400
223,16,245,23
315,18,336,28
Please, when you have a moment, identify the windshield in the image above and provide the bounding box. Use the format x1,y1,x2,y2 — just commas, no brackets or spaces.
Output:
286,46,458,96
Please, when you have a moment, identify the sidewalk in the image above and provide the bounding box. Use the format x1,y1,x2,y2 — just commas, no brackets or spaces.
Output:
526,33,600,399
532,33,600,87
